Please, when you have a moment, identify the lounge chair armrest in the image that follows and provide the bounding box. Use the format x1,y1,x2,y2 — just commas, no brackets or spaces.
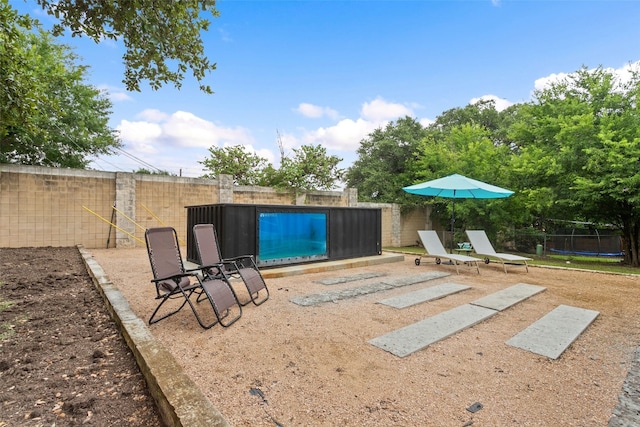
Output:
194,263,226,271
195,262,233,277
226,255,259,270
151,272,194,283
224,254,255,263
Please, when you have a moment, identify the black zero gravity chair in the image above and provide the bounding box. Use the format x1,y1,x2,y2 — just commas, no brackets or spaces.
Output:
193,223,269,307
145,226,242,329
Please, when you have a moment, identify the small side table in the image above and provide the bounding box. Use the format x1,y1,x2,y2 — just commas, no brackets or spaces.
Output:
453,248,473,255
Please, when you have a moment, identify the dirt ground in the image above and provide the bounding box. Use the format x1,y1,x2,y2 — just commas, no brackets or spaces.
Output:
0,247,163,427
88,248,640,427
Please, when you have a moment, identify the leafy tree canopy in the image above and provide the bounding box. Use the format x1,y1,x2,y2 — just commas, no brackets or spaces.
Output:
278,144,344,192
1,0,39,138
345,116,427,205
199,143,344,192
415,122,515,236
199,145,270,185
134,168,172,175
0,20,119,168
509,65,640,266
343,65,640,266
21,0,218,93
429,99,517,147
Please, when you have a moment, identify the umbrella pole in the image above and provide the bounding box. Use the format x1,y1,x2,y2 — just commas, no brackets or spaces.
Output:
450,197,455,253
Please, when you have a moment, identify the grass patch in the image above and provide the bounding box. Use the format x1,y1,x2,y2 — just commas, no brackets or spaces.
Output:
0,322,15,341
384,246,424,255
0,298,16,341
384,246,639,275
546,254,622,263
0,284,17,340
0,300,13,311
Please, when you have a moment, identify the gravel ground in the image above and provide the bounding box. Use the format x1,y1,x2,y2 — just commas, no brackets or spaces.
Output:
92,248,640,426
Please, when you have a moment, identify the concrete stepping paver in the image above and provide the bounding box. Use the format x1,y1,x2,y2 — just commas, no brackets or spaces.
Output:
369,283,548,358
290,271,450,306
381,272,450,287
378,283,471,309
369,304,498,358
506,304,600,359
471,283,546,311
316,272,386,285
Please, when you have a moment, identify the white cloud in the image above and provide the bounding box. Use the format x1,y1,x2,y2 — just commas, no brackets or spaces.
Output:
286,97,418,153
361,97,414,122
162,111,254,148
98,85,133,102
470,94,514,112
301,118,379,152
255,147,277,166
276,130,299,151
116,120,162,148
295,103,339,120
615,61,640,85
534,72,570,92
136,109,169,122
160,111,219,148
419,117,434,127
116,110,255,158
533,60,640,94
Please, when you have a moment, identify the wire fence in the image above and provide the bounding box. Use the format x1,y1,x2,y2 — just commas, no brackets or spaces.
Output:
439,229,624,258
511,230,624,257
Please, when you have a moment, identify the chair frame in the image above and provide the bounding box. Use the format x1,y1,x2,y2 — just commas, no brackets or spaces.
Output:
465,230,531,273
145,227,242,329
415,230,481,274
193,223,269,306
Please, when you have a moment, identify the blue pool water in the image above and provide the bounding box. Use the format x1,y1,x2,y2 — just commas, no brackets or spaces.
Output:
258,211,327,263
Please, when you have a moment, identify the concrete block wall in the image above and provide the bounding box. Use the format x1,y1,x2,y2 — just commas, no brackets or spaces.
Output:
232,185,296,205
399,206,448,247
0,165,425,249
400,207,430,247
304,191,350,207
133,175,221,245
0,166,116,248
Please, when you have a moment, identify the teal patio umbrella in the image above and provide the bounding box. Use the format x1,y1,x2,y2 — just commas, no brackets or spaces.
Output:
403,173,514,251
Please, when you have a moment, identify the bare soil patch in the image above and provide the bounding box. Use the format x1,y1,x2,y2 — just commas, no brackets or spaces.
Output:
0,247,162,427
90,248,640,427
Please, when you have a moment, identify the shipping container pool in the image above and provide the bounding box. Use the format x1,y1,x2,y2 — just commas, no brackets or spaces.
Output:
185,204,382,267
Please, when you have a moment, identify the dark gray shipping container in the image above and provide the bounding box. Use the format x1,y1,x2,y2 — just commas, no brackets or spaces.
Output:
185,204,382,267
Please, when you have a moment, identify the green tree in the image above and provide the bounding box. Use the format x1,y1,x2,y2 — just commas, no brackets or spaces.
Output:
1,0,40,139
345,116,427,205
199,143,343,191
509,65,640,266
134,168,172,175
278,144,343,192
415,122,515,237
31,0,218,93
199,145,269,185
0,26,119,167
430,99,516,147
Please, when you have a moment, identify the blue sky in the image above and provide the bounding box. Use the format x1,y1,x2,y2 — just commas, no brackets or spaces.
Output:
15,0,640,179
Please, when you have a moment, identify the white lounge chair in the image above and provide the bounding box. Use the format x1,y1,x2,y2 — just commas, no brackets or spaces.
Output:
415,230,481,274
465,230,532,273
